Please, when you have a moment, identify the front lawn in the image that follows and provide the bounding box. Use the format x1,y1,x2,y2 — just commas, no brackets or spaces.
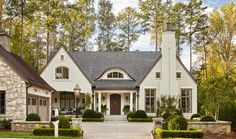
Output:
0,131,81,139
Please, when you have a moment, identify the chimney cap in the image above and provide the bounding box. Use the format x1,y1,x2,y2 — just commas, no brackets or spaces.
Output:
166,23,174,32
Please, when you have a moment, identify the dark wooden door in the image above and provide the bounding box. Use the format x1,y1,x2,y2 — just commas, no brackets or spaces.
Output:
110,94,121,115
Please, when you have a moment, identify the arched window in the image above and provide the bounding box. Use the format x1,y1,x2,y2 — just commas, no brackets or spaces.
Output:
55,66,69,79
107,72,124,78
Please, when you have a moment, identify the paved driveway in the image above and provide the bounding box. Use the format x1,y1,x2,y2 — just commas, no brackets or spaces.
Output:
81,121,153,139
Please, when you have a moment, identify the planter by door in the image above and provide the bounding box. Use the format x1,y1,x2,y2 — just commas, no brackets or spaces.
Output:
110,94,121,115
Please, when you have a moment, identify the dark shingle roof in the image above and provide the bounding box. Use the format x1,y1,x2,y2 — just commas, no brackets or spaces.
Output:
69,51,161,89
0,46,53,90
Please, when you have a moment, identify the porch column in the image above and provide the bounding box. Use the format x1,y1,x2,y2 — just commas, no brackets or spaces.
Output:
93,92,96,111
98,92,101,112
130,92,133,111
136,92,138,111
107,93,110,115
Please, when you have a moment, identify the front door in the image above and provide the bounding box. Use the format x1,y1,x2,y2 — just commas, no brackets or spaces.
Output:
110,94,121,115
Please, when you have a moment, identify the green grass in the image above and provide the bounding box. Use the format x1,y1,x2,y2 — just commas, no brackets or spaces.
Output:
0,131,81,139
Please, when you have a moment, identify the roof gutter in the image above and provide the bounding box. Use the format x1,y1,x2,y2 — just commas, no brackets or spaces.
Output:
25,81,31,117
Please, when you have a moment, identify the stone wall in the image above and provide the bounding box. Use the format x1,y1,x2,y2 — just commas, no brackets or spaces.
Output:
11,121,50,132
0,56,27,121
188,121,231,134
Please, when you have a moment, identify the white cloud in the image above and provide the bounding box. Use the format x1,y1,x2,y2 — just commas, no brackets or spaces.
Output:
130,33,155,51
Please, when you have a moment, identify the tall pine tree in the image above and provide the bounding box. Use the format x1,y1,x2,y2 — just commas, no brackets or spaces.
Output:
97,0,117,51
117,7,141,51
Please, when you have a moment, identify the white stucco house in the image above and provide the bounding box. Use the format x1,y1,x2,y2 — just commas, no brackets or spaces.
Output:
41,28,197,117
0,33,53,121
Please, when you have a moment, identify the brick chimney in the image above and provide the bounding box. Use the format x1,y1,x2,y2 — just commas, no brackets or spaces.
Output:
0,32,10,52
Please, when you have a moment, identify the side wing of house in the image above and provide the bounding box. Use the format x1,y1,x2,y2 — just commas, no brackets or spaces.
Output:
0,56,27,120
41,47,92,93
176,59,197,117
139,58,162,115
41,47,92,110
138,57,197,117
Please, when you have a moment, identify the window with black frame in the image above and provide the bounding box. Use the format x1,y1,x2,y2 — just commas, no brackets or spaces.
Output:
145,89,156,113
180,89,192,113
55,66,69,79
0,91,5,114
60,92,75,110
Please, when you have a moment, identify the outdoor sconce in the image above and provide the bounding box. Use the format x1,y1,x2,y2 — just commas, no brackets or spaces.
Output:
102,96,106,101
126,96,129,102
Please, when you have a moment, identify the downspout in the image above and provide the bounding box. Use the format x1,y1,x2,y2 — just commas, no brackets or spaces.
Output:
25,81,31,117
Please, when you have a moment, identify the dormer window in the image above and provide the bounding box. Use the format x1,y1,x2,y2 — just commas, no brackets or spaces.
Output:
55,66,69,79
107,72,124,78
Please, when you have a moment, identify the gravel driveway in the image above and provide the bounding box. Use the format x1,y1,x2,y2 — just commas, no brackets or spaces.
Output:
81,121,153,139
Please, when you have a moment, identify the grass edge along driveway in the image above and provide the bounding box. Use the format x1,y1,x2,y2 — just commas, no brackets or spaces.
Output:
0,131,81,139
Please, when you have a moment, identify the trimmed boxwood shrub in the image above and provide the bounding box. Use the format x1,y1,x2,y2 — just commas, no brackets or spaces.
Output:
82,109,97,118
26,113,40,121
200,115,216,122
191,113,201,119
96,112,104,118
163,114,177,129
155,128,203,138
58,115,70,128
127,112,135,119
33,127,82,137
134,110,147,118
162,111,171,120
82,118,104,122
82,109,104,118
167,115,187,130
128,117,152,122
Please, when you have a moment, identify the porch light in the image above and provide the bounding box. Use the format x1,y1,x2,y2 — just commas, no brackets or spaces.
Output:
74,84,81,96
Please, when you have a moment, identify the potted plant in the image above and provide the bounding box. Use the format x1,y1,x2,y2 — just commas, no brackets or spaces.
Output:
101,104,108,114
123,105,130,115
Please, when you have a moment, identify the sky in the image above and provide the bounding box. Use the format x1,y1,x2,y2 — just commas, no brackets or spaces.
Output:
93,0,235,69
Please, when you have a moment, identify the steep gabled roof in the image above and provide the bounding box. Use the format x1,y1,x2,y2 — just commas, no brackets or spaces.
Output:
0,46,53,90
69,51,161,89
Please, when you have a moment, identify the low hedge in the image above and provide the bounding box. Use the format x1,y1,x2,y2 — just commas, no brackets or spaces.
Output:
155,128,203,138
128,117,152,122
82,118,104,122
33,127,82,137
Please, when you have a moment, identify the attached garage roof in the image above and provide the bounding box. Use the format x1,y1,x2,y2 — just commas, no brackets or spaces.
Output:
0,46,53,90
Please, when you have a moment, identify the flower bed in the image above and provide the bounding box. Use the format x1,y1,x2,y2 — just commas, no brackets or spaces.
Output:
33,127,82,137
154,128,203,138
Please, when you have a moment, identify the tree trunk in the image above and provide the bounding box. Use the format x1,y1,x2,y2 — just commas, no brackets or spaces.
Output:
46,28,50,62
20,0,24,57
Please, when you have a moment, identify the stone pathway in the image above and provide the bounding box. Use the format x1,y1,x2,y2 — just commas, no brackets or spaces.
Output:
81,121,153,139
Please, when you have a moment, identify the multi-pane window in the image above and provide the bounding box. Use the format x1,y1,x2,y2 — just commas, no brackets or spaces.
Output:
145,89,156,113
60,93,75,110
180,89,192,113
0,91,5,114
55,67,69,79
156,72,161,78
40,99,47,106
176,72,181,78
107,72,124,78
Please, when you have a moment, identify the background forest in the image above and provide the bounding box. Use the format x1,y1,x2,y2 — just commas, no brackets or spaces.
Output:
0,0,236,128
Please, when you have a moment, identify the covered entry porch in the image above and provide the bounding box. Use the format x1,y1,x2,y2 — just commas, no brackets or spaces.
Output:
94,90,139,115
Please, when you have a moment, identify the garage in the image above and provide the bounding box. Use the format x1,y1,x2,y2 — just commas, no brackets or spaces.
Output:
27,96,49,121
